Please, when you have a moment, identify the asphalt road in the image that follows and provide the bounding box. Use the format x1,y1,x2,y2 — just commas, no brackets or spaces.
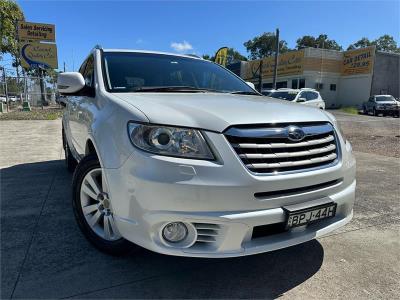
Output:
1,111,399,299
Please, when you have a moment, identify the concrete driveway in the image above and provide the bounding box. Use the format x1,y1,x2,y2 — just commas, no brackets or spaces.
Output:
1,114,399,299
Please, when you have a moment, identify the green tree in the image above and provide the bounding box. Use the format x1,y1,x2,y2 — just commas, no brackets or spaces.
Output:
244,32,289,59
0,0,25,77
347,37,372,50
347,35,399,53
226,47,247,63
373,35,400,53
296,34,342,50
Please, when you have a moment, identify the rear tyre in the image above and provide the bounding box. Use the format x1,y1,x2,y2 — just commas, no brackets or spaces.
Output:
72,155,136,256
63,130,77,172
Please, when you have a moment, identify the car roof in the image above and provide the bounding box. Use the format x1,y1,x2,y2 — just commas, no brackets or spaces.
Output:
102,49,204,60
276,88,318,92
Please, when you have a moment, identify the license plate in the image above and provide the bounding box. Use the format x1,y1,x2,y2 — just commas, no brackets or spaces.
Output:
284,202,337,229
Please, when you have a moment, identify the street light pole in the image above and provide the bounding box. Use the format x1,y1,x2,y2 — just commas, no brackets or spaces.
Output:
272,28,280,90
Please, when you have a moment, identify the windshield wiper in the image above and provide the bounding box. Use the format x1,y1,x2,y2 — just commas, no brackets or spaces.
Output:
130,86,222,93
230,91,261,96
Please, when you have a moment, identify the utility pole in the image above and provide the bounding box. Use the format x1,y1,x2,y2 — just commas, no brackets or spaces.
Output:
272,28,280,90
63,62,66,72
258,60,263,92
38,66,47,108
1,67,9,112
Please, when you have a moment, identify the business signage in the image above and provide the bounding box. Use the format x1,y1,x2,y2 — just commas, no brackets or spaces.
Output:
215,47,228,66
18,21,56,42
20,42,58,69
342,46,375,76
243,50,304,80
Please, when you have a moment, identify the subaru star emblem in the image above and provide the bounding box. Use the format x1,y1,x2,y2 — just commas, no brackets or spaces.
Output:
287,126,306,141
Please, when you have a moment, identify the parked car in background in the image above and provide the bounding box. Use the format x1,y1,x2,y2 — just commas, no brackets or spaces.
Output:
363,95,400,117
0,95,6,103
261,88,276,96
269,88,325,109
58,48,355,257
9,96,18,102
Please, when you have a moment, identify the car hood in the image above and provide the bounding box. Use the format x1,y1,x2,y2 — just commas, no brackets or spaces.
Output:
114,93,331,132
376,101,397,105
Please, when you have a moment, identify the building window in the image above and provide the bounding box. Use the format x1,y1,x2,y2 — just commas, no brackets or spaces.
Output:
299,78,305,88
262,83,273,89
292,79,298,89
276,81,287,89
330,84,337,91
315,83,323,90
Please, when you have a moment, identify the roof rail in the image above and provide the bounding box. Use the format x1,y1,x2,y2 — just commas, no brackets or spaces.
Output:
186,54,202,59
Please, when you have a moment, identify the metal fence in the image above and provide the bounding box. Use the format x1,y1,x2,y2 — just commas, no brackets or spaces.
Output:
0,69,57,110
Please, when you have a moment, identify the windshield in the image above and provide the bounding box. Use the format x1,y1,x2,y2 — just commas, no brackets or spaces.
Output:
103,52,257,94
376,96,395,102
269,91,298,101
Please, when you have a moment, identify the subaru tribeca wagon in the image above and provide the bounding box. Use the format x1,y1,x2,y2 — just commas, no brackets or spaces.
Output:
58,47,356,257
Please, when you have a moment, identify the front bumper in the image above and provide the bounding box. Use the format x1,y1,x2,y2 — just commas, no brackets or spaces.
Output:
105,132,356,257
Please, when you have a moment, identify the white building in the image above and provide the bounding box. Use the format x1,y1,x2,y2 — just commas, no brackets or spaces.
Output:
232,46,399,108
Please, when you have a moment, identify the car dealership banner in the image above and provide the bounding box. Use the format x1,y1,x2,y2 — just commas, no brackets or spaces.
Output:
341,46,375,76
20,42,58,69
18,21,56,42
243,50,304,80
215,47,228,66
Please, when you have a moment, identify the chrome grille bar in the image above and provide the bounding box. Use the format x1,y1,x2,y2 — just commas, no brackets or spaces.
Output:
232,135,334,149
239,144,336,159
246,153,337,169
224,122,339,174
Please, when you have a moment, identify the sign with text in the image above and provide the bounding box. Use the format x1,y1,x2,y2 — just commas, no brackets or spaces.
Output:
243,50,304,80
342,46,375,76
18,21,55,42
20,42,58,69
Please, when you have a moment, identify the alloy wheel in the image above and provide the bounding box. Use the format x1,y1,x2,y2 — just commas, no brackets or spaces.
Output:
80,168,121,241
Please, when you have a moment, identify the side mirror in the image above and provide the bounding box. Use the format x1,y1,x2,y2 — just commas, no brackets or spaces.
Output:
57,72,85,94
246,82,256,90
297,97,306,103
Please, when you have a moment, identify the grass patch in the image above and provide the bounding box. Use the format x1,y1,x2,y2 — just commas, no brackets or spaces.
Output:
340,107,359,115
0,108,63,121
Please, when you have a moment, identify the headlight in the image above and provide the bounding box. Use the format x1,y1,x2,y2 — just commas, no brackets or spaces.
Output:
128,122,214,160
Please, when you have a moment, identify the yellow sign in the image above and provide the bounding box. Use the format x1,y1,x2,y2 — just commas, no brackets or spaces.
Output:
20,42,58,69
18,21,55,42
243,50,304,80
342,46,375,76
215,47,228,66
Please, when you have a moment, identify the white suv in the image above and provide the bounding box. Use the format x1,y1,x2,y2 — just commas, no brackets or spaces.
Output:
58,48,355,257
269,88,326,109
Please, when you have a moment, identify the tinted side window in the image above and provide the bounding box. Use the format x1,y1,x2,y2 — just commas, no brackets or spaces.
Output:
298,92,307,100
82,55,95,88
307,92,318,101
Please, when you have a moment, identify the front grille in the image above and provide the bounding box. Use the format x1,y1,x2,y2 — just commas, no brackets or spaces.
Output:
225,122,339,174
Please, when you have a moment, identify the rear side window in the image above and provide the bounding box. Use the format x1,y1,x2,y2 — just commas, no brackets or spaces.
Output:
307,92,319,101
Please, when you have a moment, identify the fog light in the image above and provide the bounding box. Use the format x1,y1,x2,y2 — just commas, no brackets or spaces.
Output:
162,222,188,243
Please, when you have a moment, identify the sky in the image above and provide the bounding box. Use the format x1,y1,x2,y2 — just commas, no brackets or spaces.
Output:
5,0,400,72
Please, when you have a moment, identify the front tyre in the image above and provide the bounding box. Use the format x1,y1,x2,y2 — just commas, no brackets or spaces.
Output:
63,130,77,172
72,155,135,255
